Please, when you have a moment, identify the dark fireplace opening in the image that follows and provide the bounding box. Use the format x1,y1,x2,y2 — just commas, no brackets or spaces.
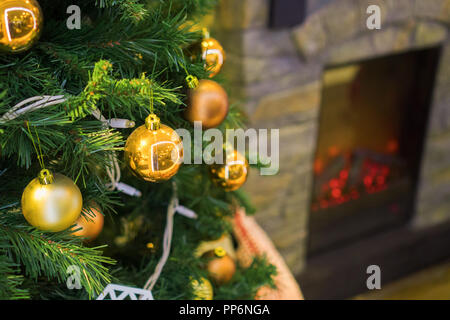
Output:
308,47,442,257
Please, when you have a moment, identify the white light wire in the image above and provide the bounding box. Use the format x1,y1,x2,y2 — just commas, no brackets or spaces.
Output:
0,95,141,196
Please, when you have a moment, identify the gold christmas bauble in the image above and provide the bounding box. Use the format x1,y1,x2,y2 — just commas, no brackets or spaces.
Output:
186,79,228,129
21,169,83,232
203,247,236,284
124,114,183,182
72,203,104,241
191,277,213,300
0,0,43,53
201,37,225,78
209,150,249,192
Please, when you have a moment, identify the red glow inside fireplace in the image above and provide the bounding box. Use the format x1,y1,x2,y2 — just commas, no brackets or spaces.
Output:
308,47,441,256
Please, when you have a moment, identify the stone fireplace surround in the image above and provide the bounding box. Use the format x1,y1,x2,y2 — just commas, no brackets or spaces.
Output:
214,0,450,298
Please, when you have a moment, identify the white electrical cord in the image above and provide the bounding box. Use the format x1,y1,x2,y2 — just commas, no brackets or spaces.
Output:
5,96,199,298
0,95,141,197
89,107,140,196
142,182,197,293
0,95,66,123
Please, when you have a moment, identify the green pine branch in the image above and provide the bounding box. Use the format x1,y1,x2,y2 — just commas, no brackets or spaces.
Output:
0,212,115,299
0,242,29,300
96,0,148,23
0,0,276,300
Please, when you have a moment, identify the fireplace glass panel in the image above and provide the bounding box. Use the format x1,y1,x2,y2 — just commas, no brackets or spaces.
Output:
308,47,441,256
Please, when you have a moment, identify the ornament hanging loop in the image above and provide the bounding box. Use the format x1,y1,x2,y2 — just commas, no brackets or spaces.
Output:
26,120,46,170
145,87,160,130
214,246,226,257
180,59,199,89
149,87,154,114
186,75,199,89
145,114,161,131
38,168,54,185
202,28,210,39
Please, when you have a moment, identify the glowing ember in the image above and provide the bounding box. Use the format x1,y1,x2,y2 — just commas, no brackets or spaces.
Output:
311,154,399,211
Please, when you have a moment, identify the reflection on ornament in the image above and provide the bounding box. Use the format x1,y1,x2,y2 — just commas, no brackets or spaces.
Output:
21,169,83,232
209,150,249,192
124,114,183,182
191,277,213,300
201,37,225,78
0,0,43,53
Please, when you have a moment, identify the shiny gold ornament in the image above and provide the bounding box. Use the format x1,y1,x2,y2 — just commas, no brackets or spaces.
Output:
191,277,213,300
72,203,104,241
201,37,225,78
209,150,249,192
0,0,43,53
186,79,229,128
124,114,183,182
21,169,83,232
203,247,236,284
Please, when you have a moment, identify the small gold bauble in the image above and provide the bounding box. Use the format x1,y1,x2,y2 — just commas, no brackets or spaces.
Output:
124,114,183,182
0,0,43,53
186,79,229,129
209,150,249,192
21,169,83,232
203,247,236,284
201,37,225,78
72,203,104,241
191,277,214,300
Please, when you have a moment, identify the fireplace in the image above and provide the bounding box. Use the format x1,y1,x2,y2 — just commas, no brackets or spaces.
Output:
215,0,450,299
309,47,441,256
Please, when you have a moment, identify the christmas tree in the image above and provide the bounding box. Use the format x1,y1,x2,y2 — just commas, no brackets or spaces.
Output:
0,0,276,300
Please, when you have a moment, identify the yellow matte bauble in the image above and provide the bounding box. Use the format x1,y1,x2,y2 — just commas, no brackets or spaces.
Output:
209,150,249,192
203,247,236,284
201,37,225,78
191,277,213,300
21,169,83,232
72,203,104,241
124,114,183,182
0,0,43,53
186,79,229,129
